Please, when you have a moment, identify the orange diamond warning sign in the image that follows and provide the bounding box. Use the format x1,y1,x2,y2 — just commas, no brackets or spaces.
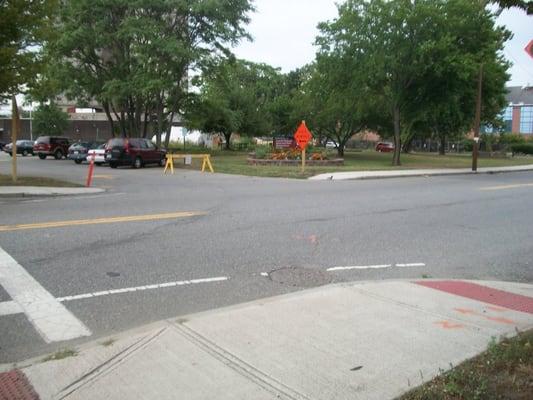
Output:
293,121,312,149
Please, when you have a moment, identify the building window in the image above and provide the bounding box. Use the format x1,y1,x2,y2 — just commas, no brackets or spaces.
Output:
520,106,533,134
502,106,513,132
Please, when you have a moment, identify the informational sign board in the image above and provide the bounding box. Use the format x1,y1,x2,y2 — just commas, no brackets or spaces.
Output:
273,137,295,149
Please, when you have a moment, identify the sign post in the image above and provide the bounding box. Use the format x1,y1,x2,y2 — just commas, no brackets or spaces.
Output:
293,121,312,173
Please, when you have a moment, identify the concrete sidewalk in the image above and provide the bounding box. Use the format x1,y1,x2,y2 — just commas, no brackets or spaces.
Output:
0,186,104,197
309,164,533,180
2,279,533,400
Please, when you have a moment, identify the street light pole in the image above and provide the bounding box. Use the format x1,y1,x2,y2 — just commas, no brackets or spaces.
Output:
472,64,483,172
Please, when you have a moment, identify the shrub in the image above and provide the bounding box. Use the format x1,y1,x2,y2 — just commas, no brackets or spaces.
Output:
499,134,526,146
510,143,533,155
462,139,474,152
254,146,268,159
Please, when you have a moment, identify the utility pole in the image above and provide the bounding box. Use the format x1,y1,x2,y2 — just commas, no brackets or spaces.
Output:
11,96,19,183
472,64,483,172
29,104,33,141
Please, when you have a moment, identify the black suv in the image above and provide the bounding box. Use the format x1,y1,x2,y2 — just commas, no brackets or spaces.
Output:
33,136,71,159
105,138,166,168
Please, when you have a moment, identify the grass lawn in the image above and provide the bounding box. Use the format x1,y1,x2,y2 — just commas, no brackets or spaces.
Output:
398,329,533,400
0,174,82,187
168,148,533,179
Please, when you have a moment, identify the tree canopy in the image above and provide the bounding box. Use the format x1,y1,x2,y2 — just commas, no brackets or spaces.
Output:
0,0,57,98
47,0,253,143
33,102,69,136
187,59,282,148
316,0,510,164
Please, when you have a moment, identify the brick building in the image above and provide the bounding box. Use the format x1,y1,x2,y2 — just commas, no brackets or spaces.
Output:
501,86,533,135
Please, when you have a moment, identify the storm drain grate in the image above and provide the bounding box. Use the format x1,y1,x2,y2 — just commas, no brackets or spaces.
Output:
0,370,39,400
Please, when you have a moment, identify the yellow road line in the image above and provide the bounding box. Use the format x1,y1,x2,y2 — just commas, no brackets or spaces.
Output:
0,211,206,232
480,183,533,191
93,174,114,179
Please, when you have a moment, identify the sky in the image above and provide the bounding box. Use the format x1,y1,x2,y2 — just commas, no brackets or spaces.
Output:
233,0,533,87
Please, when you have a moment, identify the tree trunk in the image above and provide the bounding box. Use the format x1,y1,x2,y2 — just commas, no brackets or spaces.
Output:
103,102,115,138
164,111,174,149
402,138,413,154
439,134,446,155
223,132,232,150
392,106,401,166
156,99,163,147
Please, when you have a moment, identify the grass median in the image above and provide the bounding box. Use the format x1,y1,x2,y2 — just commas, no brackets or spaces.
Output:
168,148,533,179
0,174,82,187
398,329,533,400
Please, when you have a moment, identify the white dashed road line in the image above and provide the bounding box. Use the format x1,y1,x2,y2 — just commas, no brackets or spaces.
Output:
56,277,229,302
395,263,426,268
327,264,392,272
0,246,92,343
0,276,229,317
0,300,23,316
327,262,426,272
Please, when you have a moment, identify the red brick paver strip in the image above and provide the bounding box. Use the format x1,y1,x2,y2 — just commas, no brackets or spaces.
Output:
0,370,39,400
415,280,533,315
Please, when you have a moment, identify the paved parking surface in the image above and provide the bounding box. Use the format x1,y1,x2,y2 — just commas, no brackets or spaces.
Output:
1,152,533,362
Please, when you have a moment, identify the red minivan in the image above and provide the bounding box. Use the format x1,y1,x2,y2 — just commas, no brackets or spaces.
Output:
105,138,166,168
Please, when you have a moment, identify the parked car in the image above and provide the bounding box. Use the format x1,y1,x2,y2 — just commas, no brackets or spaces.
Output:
3,140,35,156
87,143,107,165
105,138,166,168
325,141,338,149
375,142,395,153
68,142,104,164
33,136,71,159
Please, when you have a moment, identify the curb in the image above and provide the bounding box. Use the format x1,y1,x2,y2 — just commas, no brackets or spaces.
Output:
0,187,105,198
309,165,533,181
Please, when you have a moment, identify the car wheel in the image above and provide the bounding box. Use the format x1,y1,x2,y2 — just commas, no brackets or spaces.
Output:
54,150,63,160
75,159,82,164
95,162,103,166
22,150,28,156
38,153,46,159
133,156,143,169
110,162,117,169
159,157,166,167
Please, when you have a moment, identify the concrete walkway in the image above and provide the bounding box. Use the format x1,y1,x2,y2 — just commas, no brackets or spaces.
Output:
309,164,533,181
0,186,104,197
2,279,532,400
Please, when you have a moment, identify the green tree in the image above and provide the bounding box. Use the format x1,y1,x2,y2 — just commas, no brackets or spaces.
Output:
48,0,253,143
33,102,69,136
188,59,281,149
317,0,510,165
298,56,368,157
493,0,533,14
0,0,58,98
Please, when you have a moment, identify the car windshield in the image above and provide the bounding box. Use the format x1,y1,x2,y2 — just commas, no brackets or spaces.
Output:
35,137,49,144
107,138,125,148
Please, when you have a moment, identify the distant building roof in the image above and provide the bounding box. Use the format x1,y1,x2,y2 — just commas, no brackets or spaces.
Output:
506,86,533,105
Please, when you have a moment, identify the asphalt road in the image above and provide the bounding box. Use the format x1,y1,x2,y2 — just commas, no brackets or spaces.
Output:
1,152,533,362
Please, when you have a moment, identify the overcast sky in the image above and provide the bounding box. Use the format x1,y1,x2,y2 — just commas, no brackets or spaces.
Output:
233,0,533,87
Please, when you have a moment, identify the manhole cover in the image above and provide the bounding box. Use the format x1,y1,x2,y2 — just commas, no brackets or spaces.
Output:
268,266,332,288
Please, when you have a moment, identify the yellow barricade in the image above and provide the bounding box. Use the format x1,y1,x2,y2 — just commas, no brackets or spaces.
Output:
163,153,214,174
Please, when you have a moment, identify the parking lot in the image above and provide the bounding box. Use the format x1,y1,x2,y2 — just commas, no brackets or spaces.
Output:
2,151,533,363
